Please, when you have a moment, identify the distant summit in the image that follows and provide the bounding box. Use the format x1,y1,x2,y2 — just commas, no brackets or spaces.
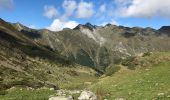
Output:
159,26,170,36
74,23,95,31
13,22,26,31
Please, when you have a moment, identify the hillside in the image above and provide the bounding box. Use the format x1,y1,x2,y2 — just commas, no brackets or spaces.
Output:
91,52,170,100
0,18,98,92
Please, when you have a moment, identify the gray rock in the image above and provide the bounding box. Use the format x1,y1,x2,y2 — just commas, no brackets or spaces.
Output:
49,95,73,100
78,90,97,100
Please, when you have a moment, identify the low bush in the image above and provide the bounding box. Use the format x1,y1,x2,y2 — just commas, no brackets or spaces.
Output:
121,56,138,70
0,90,7,95
142,52,152,57
105,65,121,76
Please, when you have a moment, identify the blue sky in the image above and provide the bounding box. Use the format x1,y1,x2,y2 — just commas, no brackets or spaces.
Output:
0,0,170,31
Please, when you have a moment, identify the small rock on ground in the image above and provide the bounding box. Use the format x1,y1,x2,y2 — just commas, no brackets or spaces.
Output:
49,95,73,100
78,90,97,100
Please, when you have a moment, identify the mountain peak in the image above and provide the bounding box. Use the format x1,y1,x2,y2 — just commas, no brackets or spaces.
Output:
0,18,6,25
74,23,95,31
13,22,29,31
85,22,93,27
73,24,83,30
159,26,170,36
85,22,95,30
159,26,170,30
0,18,4,22
105,23,112,27
13,23,25,31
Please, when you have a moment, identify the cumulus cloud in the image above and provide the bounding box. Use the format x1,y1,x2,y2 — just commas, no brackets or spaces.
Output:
63,21,79,29
100,20,119,26
99,4,106,13
43,5,58,19
76,1,94,18
47,19,79,31
62,0,77,17
116,0,170,18
28,25,36,29
0,0,14,10
95,4,107,19
114,0,132,6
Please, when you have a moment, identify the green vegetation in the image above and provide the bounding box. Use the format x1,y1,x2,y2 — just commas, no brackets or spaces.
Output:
0,87,55,100
105,65,121,76
142,52,152,57
121,56,137,70
91,53,170,100
1,18,170,100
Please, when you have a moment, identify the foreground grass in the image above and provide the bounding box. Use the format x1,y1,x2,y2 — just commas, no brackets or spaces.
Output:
0,72,97,100
0,87,55,100
1,52,169,100
91,62,170,100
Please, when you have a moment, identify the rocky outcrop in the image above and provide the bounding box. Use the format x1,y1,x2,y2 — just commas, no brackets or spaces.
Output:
78,90,97,100
48,90,97,100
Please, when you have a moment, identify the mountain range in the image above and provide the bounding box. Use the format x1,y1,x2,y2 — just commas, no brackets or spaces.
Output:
0,18,170,91
10,19,170,71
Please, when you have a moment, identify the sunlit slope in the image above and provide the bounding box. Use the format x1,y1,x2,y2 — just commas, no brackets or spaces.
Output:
91,52,170,100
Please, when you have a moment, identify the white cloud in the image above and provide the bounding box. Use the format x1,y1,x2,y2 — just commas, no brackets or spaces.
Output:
99,4,106,13
0,0,14,10
63,21,79,29
114,0,132,6
76,1,94,18
62,0,77,17
28,25,36,29
47,19,79,31
100,20,119,26
43,5,58,19
95,4,107,19
116,0,170,18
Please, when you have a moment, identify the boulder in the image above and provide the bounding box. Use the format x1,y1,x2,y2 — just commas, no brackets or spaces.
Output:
49,95,73,100
78,90,97,100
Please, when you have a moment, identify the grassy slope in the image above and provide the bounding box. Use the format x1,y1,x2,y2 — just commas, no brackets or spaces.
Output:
1,53,170,100
0,18,98,100
91,53,170,100
0,87,56,100
1,18,170,99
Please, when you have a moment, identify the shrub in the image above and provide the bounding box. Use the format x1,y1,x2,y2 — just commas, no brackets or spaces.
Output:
66,70,79,76
105,65,121,76
142,52,152,57
121,56,138,70
0,90,7,95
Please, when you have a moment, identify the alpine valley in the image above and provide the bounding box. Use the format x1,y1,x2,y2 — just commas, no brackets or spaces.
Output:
0,18,170,100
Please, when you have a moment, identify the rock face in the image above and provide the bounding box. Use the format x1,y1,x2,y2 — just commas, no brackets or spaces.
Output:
49,96,73,100
78,90,97,100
